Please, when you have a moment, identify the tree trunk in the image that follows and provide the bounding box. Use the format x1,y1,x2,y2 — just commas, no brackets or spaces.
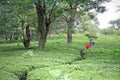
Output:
45,19,51,43
38,34,46,50
67,27,72,43
35,2,51,50
66,12,75,43
67,20,73,43
35,2,46,50
5,33,8,41
23,24,30,49
9,34,12,41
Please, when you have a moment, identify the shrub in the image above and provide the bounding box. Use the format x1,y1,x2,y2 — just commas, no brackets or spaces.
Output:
22,50,35,58
0,70,19,80
85,33,98,39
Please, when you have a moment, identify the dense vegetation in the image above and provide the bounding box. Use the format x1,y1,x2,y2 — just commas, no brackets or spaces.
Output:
0,0,120,80
0,34,120,80
0,0,112,50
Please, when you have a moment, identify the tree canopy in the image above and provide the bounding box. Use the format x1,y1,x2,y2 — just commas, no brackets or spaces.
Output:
0,0,111,50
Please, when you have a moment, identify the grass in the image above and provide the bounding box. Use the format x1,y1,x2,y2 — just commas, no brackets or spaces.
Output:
0,34,120,80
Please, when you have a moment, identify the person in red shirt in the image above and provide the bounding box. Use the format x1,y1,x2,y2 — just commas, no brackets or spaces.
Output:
86,42,90,49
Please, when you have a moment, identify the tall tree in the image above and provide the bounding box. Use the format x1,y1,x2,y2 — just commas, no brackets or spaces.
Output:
78,15,98,33
12,0,34,49
0,0,34,49
34,0,62,50
62,0,110,43
0,0,16,41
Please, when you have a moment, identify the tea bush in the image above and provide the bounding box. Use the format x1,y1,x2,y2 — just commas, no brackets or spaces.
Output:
0,34,120,80
0,70,19,80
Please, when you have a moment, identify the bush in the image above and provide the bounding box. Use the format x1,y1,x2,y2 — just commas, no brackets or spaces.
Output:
0,70,19,80
22,50,35,58
85,33,98,39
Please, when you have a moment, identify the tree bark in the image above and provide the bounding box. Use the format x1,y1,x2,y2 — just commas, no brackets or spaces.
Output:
23,24,30,49
9,34,12,41
45,18,51,43
35,1,52,50
35,2,46,50
5,32,8,41
67,18,74,43
67,26,72,43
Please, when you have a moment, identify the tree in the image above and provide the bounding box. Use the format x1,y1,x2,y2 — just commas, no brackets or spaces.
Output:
0,0,34,49
0,0,16,41
13,0,35,49
79,15,98,33
76,15,98,39
109,19,120,30
100,27,120,35
62,0,110,43
62,6,77,43
0,0,111,50
34,0,62,50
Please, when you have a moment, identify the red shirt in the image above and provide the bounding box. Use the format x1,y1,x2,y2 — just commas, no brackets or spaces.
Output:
86,43,90,49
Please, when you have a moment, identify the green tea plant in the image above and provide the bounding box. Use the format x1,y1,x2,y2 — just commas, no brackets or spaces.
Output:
0,34,120,80
22,50,35,58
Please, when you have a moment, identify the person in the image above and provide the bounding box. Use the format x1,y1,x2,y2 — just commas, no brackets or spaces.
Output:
89,39,94,47
86,42,90,49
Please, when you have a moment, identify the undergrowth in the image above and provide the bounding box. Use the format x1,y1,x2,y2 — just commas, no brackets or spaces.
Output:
0,34,120,80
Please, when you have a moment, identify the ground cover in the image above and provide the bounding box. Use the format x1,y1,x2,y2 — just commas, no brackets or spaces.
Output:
0,34,120,80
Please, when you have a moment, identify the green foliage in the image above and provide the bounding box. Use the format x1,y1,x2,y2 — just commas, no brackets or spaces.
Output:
85,33,98,39
100,27,120,35
22,50,35,58
109,18,120,30
0,34,120,80
0,70,19,80
78,15,99,35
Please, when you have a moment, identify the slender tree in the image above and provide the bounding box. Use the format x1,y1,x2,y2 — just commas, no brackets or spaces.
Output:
62,0,110,43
